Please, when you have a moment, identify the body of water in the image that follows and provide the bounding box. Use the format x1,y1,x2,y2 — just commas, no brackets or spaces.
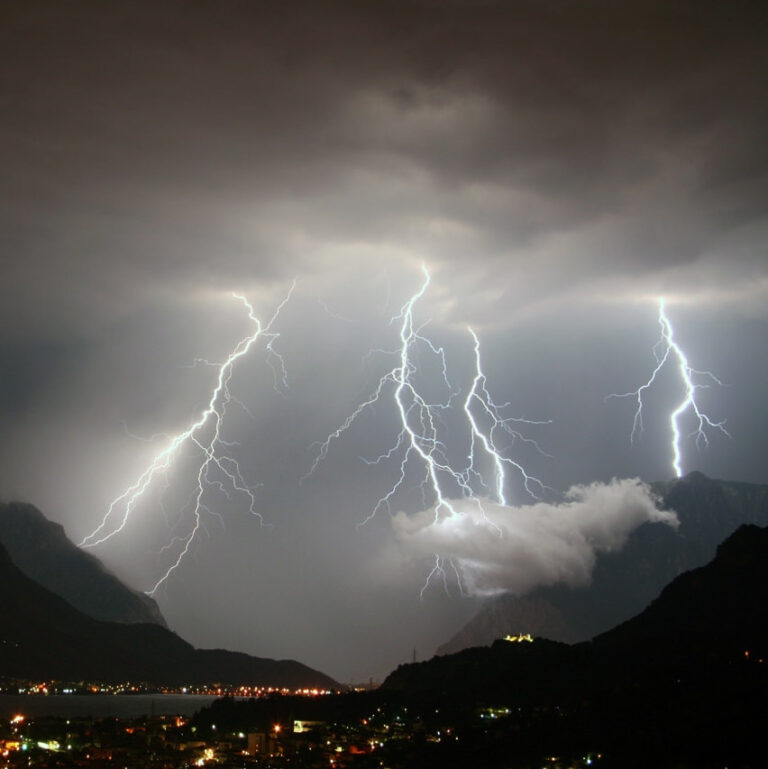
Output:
0,694,221,719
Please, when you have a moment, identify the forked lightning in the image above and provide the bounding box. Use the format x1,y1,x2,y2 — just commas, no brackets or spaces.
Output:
305,265,549,596
608,298,729,478
79,286,294,594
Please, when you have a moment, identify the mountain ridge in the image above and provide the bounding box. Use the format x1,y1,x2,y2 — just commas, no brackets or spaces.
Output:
437,472,768,655
179,523,768,769
0,537,338,689
383,521,768,697
0,501,167,627
375,523,768,767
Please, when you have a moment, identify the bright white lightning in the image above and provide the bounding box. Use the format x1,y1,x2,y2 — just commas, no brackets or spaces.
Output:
305,265,549,596
79,285,294,594
463,328,550,505
608,297,729,478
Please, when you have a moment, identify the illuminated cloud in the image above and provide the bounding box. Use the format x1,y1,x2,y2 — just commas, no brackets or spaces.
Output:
391,478,677,597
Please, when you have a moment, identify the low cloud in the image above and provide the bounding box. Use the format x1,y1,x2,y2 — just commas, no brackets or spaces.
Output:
391,478,677,596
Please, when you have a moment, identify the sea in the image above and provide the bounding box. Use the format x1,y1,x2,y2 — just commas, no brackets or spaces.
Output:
0,694,223,719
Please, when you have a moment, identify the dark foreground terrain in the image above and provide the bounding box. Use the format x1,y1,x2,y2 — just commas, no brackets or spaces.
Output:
2,510,766,767
186,524,768,768
440,472,768,653
0,538,337,689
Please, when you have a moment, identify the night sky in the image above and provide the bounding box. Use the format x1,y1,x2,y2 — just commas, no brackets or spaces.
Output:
1,1,767,683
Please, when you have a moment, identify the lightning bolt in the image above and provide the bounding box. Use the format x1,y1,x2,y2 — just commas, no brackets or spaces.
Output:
305,264,549,596
463,328,550,505
79,285,295,594
607,297,729,478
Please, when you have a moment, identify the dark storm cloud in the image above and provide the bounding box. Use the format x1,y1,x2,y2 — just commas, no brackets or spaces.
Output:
1,0,767,681
2,0,767,339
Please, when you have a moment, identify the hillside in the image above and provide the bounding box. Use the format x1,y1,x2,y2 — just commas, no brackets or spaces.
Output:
386,523,768,697
0,501,166,627
0,540,337,689
185,525,768,769
438,472,768,654
379,525,768,767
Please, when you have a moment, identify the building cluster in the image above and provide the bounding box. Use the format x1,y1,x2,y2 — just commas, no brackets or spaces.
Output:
1,707,440,769
2,695,604,769
2,711,223,769
0,679,335,698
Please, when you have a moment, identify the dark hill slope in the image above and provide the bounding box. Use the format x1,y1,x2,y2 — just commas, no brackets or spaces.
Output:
178,526,767,769
0,541,337,689
383,523,768,699
381,525,768,767
0,501,166,626
438,472,768,653
592,522,768,671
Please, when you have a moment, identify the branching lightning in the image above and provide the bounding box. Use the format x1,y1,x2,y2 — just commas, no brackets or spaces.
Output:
607,297,729,478
463,328,551,505
79,285,295,594
304,264,549,596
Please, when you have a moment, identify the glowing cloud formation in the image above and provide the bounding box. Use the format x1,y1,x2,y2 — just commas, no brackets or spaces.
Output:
390,478,677,597
306,265,550,594
608,298,729,478
79,286,294,594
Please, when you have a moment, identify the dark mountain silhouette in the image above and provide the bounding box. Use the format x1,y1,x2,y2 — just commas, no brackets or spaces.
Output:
438,472,768,654
591,521,768,672
0,501,166,627
384,523,768,696
379,525,768,768
187,525,768,769
0,539,337,689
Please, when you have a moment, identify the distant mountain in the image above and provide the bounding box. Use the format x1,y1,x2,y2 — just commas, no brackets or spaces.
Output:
381,525,768,768
383,522,768,698
591,522,768,669
437,472,768,654
181,527,768,769
0,501,166,627
0,539,338,688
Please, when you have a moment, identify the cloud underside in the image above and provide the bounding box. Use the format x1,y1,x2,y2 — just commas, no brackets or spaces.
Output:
2,0,767,340
391,478,677,596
